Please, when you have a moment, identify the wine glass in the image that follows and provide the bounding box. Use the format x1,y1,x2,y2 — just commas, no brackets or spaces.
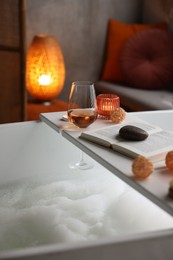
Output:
67,81,97,170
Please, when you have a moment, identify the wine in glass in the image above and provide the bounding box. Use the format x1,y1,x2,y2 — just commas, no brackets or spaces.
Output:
67,81,97,169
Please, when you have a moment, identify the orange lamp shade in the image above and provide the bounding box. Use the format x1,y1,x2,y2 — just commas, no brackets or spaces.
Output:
26,34,65,101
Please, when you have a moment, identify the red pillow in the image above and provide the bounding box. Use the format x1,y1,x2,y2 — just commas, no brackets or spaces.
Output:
120,29,173,89
101,19,168,83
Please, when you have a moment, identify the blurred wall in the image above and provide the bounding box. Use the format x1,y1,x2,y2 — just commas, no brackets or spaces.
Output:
26,0,143,102
143,0,173,31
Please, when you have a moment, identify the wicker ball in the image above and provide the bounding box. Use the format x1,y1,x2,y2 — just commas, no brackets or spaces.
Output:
132,156,154,179
165,151,173,171
110,107,126,124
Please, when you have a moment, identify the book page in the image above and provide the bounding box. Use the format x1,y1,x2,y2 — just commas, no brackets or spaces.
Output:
113,130,173,154
96,119,161,139
81,116,162,145
80,116,173,161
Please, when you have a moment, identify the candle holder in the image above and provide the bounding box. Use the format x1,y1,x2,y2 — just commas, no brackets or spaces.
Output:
97,94,120,119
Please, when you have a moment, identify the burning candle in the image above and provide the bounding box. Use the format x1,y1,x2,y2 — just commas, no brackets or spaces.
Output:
97,94,120,119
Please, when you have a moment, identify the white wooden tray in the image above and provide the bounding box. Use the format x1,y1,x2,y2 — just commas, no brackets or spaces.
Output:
40,110,173,217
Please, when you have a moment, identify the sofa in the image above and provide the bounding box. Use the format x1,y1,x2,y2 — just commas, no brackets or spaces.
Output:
95,24,173,111
95,17,173,112
95,81,173,111
96,77,173,111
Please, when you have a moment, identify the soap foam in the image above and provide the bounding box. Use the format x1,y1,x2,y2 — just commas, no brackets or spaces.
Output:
0,169,173,251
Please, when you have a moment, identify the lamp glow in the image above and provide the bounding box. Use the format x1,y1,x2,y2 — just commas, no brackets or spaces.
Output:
38,75,51,86
26,35,65,101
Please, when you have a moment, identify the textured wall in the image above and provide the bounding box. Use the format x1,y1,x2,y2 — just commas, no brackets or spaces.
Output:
26,0,143,101
143,0,173,24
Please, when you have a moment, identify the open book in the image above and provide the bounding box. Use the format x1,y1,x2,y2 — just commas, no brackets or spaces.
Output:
80,116,173,162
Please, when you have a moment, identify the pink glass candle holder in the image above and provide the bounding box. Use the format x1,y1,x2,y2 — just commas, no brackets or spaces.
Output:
97,94,120,119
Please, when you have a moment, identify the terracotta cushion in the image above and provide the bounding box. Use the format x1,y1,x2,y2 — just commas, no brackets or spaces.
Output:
101,19,168,83
121,29,173,89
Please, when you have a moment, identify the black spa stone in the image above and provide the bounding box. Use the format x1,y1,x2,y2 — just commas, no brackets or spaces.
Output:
119,125,148,141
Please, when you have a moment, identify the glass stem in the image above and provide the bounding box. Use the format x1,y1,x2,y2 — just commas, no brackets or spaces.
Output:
79,151,84,164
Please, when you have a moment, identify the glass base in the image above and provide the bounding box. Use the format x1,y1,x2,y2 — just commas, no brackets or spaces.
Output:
98,114,111,120
69,160,94,170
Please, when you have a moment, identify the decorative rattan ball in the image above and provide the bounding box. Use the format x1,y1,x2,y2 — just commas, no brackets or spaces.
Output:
110,107,126,124
165,151,173,171
132,156,154,179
